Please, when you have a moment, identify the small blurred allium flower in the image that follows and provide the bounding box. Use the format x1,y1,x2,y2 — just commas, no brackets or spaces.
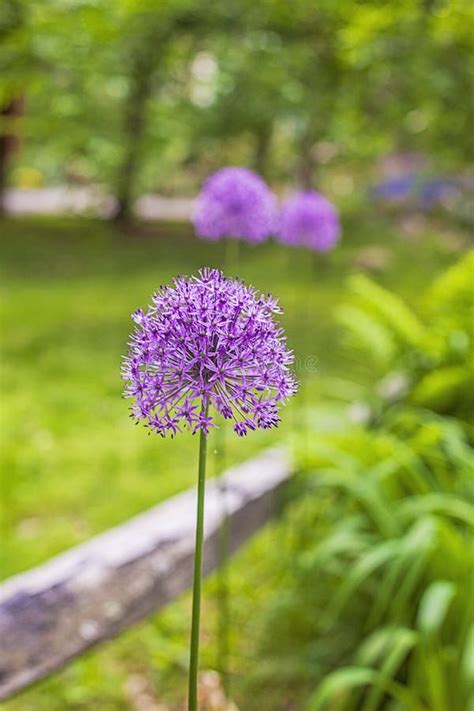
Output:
278,191,340,251
122,268,298,437
193,167,278,243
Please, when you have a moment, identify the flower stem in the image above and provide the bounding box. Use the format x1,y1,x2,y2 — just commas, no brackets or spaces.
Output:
225,237,240,276
216,425,230,698
188,404,209,711
217,493,231,696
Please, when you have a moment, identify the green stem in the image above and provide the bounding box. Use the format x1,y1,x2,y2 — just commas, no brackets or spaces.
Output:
225,238,240,277
188,402,209,711
216,425,230,697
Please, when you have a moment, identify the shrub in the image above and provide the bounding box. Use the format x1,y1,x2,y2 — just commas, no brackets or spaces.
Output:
337,251,474,421
249,252,473,710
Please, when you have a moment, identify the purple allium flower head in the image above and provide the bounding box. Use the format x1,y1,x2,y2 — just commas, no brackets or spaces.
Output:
278,191,340,252
193,167,278,243
122,268,298,437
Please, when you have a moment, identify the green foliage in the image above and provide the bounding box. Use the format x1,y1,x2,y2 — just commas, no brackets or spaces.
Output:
1,0,472,200
337,251,474,420
252,409,473,710
244,253,473,709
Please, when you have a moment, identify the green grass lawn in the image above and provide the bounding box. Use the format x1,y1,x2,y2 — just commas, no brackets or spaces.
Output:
0,211,463,709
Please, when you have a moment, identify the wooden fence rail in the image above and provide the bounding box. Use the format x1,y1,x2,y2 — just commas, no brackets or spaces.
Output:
0,449,291,700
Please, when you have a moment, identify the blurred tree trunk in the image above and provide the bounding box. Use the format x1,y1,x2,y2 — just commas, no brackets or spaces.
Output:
0,107,10,215
111,8,171,227
0,96,23,215
112,69,153,225
111,9,202,226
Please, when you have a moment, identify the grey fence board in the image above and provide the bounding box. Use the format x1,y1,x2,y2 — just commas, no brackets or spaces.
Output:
0,448,291,700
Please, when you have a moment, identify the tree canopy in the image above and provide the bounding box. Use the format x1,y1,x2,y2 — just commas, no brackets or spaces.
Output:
1,0,472,211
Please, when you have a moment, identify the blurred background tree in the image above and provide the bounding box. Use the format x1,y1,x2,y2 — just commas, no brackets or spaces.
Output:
0,0,30,213
1,0,472,218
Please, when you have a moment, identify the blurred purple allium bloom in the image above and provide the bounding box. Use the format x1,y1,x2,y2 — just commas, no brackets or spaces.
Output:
278,191,340,252
122,268,298,437
418,179,458,206
193,167,278,243
371,176,415,201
